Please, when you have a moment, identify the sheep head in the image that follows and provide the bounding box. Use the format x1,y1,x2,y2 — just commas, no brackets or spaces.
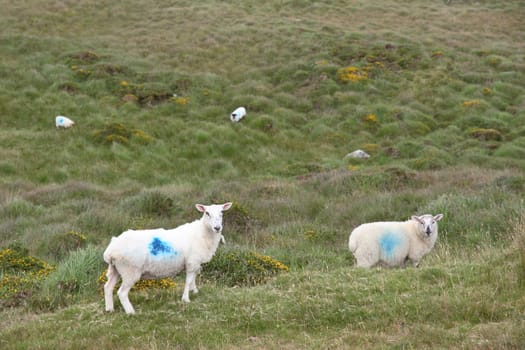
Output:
195,202,233,234
411,214,444,237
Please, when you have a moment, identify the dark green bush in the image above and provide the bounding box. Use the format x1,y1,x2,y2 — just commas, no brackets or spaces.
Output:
92,123,154,145
224,202,258,235
137,191,178,217
45,231,88,261
0,243,54,308
201,248,288,287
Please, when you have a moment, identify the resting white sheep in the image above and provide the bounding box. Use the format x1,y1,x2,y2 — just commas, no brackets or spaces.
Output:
348,214,444,268
230,107,246,122
55,115,75,128
103,202,232,314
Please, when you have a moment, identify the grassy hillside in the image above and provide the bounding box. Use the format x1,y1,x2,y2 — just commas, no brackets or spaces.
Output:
1,0,524,348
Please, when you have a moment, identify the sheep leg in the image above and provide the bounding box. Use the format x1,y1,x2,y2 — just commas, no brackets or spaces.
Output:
190,267,201,294
182,270,197,303
190,276,199,294
117,269,141,314
104,264,120,312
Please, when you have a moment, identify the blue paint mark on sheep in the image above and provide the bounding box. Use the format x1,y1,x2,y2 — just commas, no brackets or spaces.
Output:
149,237,177,256
379,233,401,257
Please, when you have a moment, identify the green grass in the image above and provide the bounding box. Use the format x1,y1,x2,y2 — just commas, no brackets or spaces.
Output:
0,0,525,348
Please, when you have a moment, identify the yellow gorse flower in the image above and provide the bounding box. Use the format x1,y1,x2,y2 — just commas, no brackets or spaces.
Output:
98,269,176,291
463,100,481,107
170,96,189,106
364,114,378,123
0,247,55,300
336,66,368,83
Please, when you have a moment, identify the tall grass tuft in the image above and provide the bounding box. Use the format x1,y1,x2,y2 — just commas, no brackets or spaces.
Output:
512,213,525,287
33,246,104,311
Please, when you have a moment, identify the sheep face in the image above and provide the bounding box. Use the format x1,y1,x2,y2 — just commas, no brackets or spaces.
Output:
411,214,444,237
195,202,233,234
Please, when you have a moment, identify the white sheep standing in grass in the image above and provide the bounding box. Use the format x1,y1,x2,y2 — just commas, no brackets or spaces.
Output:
348,214,444,268
103,202,232,314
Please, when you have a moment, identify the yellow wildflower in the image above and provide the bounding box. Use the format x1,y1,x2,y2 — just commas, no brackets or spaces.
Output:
364,114,378,123
463,100,481,107
337,66,368,83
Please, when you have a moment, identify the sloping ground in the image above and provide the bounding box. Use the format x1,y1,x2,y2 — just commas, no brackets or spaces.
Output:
0,0,524,348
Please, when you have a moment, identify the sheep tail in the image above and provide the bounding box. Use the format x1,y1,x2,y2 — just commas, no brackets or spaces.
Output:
103,237,117,264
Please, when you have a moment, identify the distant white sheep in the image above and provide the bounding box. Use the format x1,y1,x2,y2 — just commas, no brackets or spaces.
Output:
103,202,233,314
348,214,444,268
345,149,370,159
55,116,75,128
230,107,246,122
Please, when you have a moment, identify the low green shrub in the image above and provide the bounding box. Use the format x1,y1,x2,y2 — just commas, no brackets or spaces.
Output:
97,269,176,292
224,201,258,235
0,243,53,274
0,243,54,308
92,123,154,145
201,248,288,287
468,128,503,141
493,144,525,158
135,191,178,217
45,231,88,261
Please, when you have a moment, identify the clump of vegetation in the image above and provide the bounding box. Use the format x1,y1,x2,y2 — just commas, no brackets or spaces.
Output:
70,65,92,79
34,246,104,310
462,99,482,108
201,248,288,287
120,190,179,218
118,81,174,106
45,231,88,261
137,191,177,217
92,63,124,77
58,82,80,94
97,269,176,291
336,66,368,83
122,93,138,103
0,243,53,275
361,143,379,155
170,96,190,106
513,216,525,287
0,243,54,308
92,123,154,145
362,113,380,130
224,201,258,234
468,128,503,141
68,51,100,63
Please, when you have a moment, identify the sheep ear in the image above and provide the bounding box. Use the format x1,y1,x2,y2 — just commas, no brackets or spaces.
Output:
222,202,233,211
411,215,422,223
434,214,444,222
195,204,206,213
